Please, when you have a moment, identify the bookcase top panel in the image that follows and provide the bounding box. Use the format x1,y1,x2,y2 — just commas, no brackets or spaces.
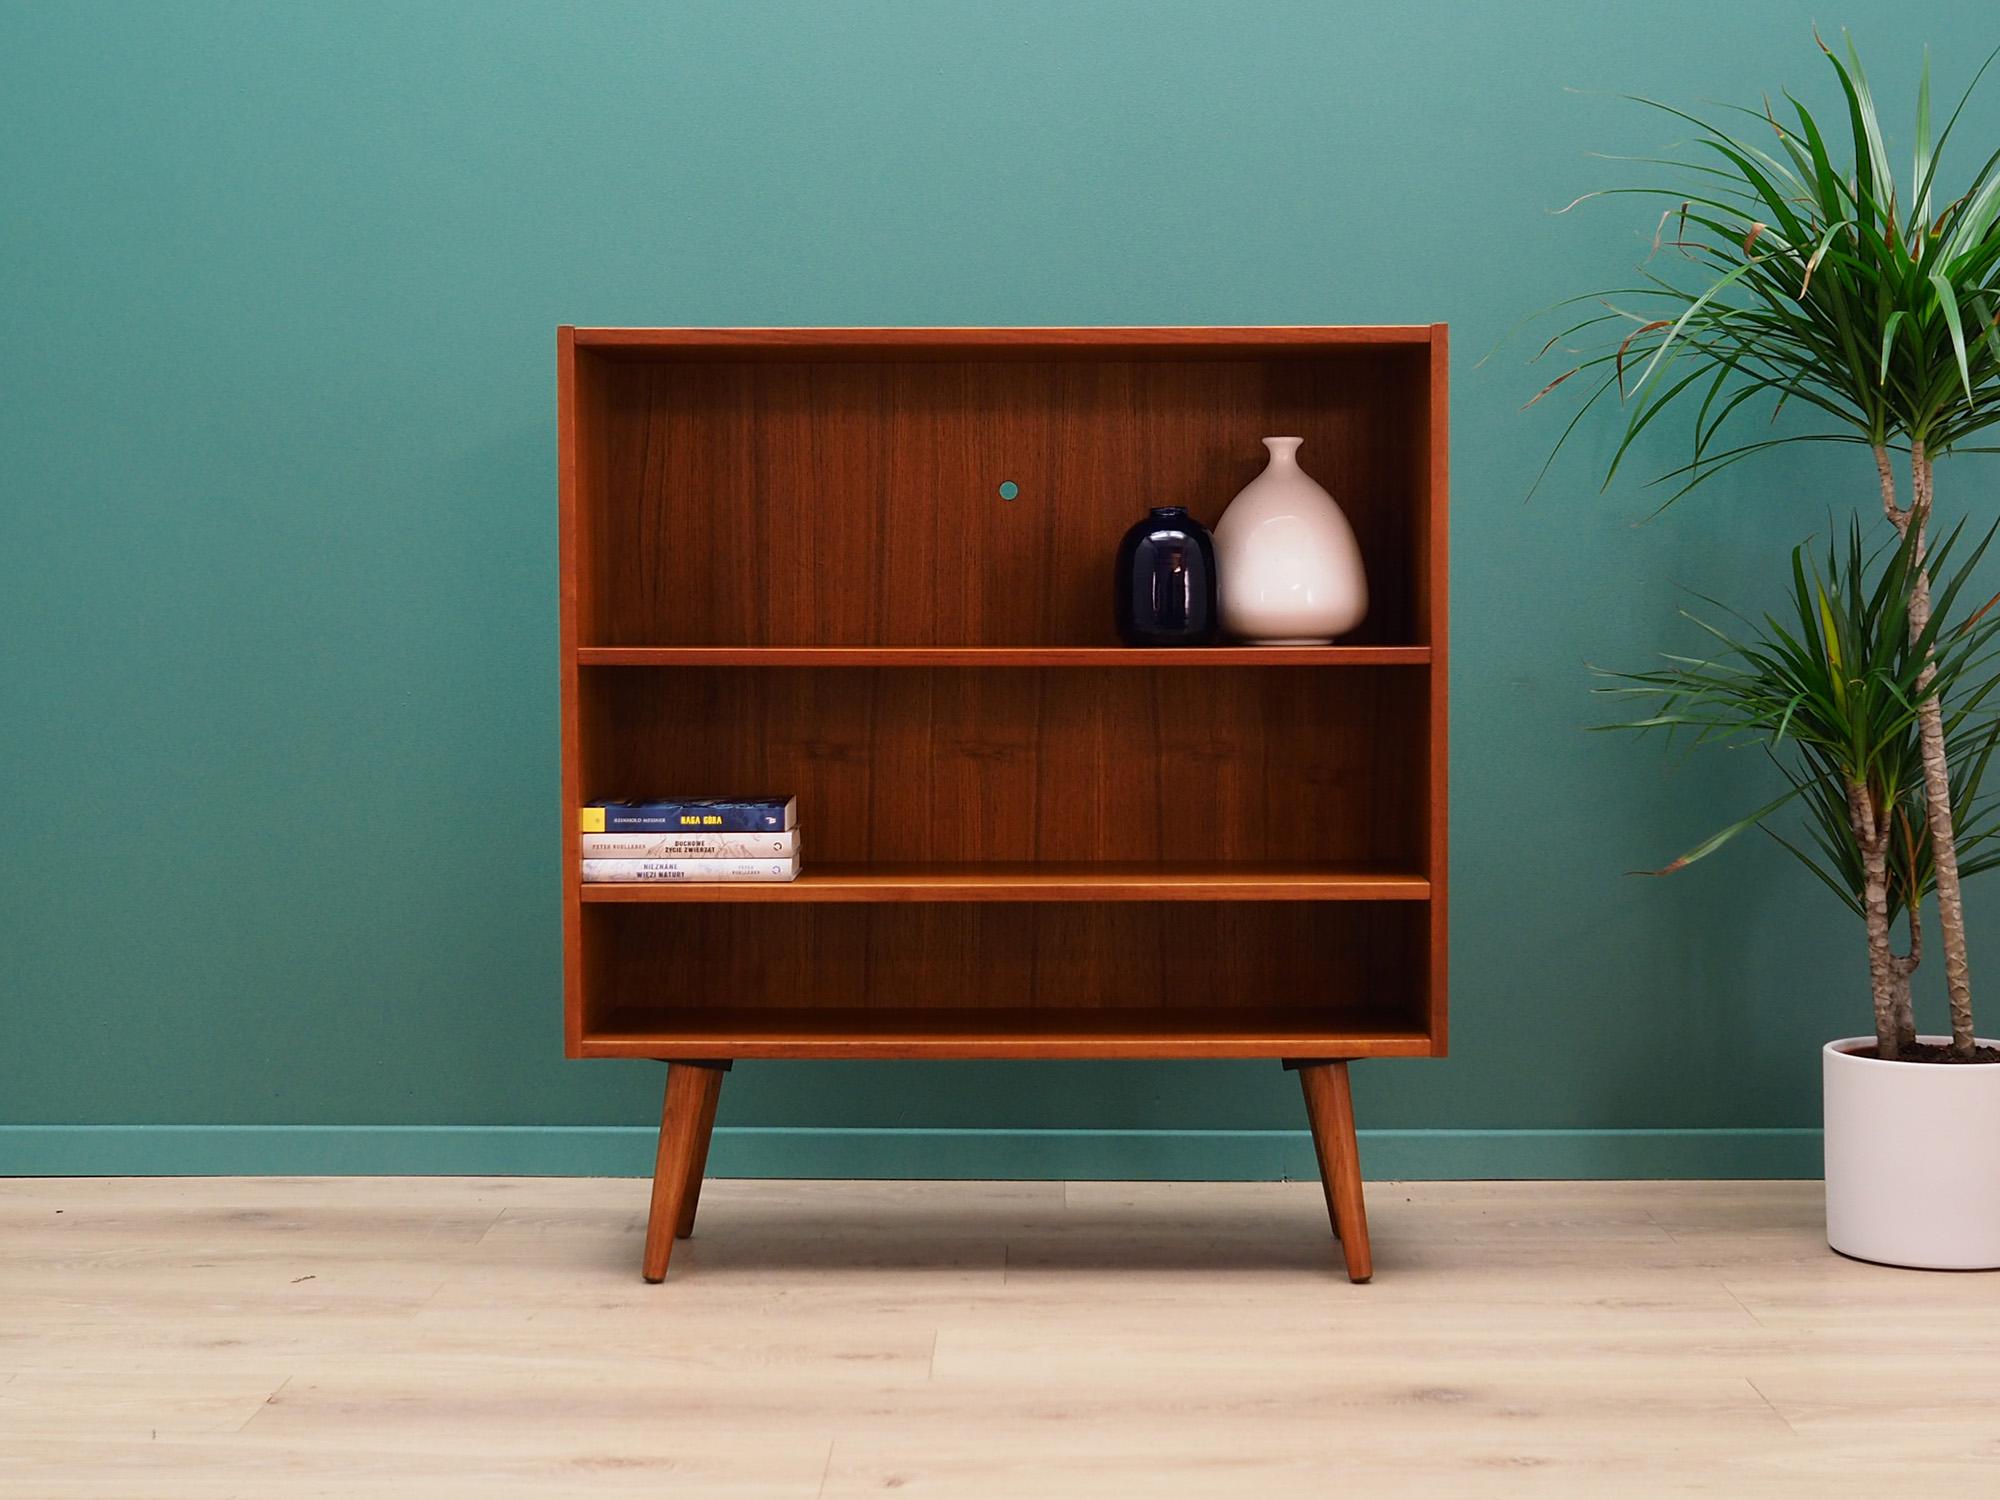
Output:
567,325,1440,362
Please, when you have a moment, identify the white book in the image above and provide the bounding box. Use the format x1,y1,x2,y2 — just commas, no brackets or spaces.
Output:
581,856,801,883
580,830,799,859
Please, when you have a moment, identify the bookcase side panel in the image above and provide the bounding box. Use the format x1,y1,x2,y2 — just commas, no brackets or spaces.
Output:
559,331,583,1054
1425,326,1450,1051
563,339,620,1055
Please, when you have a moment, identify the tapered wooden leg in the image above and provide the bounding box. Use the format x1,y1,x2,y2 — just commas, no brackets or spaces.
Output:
1293,1059,1372,1283
1299,1080,1342,1241
675,1063,727,1240
642,1061,727,1282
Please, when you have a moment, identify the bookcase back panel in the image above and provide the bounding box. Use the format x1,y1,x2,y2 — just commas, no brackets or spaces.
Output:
582,901,1427,1036
578,352,1428,648
581,665,1427,868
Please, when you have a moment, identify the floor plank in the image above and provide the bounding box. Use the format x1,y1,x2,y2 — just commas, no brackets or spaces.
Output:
3,1177,1996,1497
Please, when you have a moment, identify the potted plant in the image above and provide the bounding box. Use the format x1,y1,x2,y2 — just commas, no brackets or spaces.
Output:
1596,523,2000,1264
1530,35,2000,1266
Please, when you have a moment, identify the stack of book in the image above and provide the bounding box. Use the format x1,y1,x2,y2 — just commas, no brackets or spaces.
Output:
578,796,801,883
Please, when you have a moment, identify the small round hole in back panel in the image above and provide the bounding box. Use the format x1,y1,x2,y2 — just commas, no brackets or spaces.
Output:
998,481,1019,501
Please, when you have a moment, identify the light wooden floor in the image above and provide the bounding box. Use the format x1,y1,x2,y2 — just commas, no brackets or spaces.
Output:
3,1178,1997,1497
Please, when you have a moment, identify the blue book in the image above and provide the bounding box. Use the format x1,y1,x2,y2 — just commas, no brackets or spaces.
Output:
579,796,797,834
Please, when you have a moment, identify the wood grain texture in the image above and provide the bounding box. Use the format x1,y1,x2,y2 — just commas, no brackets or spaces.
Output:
578,862,1429,904
675,1064,727,1240
642,1062,725,1280
578,901,1427,1059
557,325,1446,1103
558,327,583,1056
581,666,1425,868
9,1177,1998,1498
1297,1061,1373,1282
571,324,1436,356
582,1009,1432,1061
1297,1075,1345,1242
582,351,1426,648
577,645,1432,667
1423,325,1451,1052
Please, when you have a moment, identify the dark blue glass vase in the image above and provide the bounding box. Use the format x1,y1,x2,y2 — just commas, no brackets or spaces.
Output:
1114,506,1219,646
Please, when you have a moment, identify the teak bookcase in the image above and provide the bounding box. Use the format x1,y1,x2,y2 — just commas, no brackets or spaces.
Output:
558,326,1449,1283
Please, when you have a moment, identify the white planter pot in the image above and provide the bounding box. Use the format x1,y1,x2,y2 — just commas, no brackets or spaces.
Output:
1823,1036,2000,1269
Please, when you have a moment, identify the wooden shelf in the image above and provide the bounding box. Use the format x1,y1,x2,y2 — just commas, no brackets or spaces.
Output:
579,862,1430,903
580,1005,1434,1060
577,645,1431,668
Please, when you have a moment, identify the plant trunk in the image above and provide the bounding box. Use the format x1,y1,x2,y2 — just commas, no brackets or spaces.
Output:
1894,902,1921,1052
1892,972,1916,1050
1880,442,1978,1058
1848,777,1904,1060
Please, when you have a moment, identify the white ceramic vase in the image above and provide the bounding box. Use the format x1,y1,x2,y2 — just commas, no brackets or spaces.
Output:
1823,1036,2000,1269
1212,437,1367,644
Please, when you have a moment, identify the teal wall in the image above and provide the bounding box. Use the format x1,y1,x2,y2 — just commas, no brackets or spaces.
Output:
6,1,1997,1178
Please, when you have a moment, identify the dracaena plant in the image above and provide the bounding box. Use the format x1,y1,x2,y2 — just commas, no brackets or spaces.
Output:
1596,521,2000,1060
1531,33,2000,1057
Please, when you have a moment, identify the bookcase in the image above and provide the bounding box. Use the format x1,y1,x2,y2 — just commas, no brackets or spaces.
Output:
559,326,1448,1283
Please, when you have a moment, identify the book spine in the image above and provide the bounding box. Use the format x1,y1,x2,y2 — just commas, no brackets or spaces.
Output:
580,858,800,883
580,831,799,859
581,798,793,832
